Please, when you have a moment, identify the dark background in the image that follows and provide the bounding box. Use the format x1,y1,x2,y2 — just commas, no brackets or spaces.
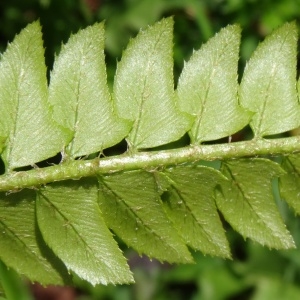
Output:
1,0,300,299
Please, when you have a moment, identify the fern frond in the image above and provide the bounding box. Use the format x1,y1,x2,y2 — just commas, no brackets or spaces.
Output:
0,18,300,286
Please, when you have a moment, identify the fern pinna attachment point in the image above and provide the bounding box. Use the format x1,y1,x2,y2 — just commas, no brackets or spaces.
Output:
0,17,300,286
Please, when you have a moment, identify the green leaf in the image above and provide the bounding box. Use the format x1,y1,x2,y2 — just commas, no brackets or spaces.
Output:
113,17,192,149
0,21,64,171
36,178,133,285
98,170,193,263
239,22,300,137
177,25,251,144
280,154,300,214
158,165,231,258
216,158,294,249
48,23,131,159
0,260,33,300
0,190,70,285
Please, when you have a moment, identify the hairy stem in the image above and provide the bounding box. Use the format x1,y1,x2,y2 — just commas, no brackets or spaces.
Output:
1,136,300,192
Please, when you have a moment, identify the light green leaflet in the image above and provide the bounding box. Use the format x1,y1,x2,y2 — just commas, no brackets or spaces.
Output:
216,158,294,249
177,25,251,144
0,190,71,285
158,165,230,258
113,18,192,149
36,178,133,285
98,170,193,263
239,22,300,137
280,154,300,214
0,22,64,171
49,23,131,159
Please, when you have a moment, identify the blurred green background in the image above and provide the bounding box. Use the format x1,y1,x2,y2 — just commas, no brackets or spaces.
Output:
1,0,300,299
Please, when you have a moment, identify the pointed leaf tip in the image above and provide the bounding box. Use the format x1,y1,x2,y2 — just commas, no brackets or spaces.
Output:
49,22,131,159
114,17,192,149
240,22,300,137
0,21,64,170
177,24,250,144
